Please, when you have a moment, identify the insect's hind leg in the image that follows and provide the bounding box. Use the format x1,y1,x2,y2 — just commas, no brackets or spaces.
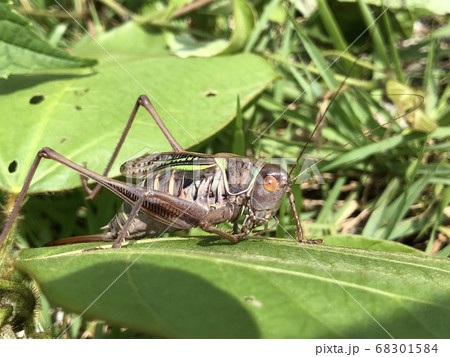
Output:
0,147,147,249
0,153,44,248
81,95,184,200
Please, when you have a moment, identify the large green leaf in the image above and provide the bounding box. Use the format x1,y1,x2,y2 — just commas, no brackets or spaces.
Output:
0,53,276,193
16,237,450,338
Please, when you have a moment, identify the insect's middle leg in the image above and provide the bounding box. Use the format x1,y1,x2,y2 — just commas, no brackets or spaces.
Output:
111,195,145,248
198,204,246,244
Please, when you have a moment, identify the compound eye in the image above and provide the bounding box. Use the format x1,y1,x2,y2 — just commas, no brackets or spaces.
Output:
263,175,278,192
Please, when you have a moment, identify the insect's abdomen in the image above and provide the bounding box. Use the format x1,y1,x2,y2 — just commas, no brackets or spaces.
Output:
147,165,228,210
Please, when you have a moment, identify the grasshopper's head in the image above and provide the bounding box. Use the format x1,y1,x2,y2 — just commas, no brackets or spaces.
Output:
250,164,289,220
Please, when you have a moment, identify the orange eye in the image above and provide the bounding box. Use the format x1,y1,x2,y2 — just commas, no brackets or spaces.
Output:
263,175,278,192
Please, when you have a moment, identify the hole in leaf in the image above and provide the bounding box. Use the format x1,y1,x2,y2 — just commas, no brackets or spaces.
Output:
244,296,262,308
205,90,217,97
8,160,18,173
29,95,45,104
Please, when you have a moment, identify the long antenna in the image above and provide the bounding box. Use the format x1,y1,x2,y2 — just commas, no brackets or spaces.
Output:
288,53,364,178
290,94,424,183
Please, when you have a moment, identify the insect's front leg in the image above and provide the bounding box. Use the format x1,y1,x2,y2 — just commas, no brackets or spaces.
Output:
286,188,323,244
252,216,280,237
240,205,269,236
239,214,254,237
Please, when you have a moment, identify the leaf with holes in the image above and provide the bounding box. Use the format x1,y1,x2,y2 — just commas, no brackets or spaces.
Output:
0,53,276,194
15,237,450,338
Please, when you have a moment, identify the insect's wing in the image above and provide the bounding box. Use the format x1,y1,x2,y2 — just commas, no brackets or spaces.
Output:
120,151,217,179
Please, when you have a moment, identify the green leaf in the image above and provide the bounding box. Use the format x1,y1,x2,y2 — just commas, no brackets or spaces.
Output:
73,22,170,59
16,237,450,338
355,0,390,66
232,95,246,156
0,3,97,78
287,10,339,89
244,0,282,52
323,234,423,254
317,0,348,52
166,0,256,58
0,53,276,194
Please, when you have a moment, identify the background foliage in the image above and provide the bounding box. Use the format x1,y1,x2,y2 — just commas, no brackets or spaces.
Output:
0,0,449,338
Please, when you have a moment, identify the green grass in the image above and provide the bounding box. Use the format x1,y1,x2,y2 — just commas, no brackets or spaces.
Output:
1,0,449,339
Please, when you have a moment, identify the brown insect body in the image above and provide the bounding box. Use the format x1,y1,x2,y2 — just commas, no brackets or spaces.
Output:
0,95,316,249
107,151,291,242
